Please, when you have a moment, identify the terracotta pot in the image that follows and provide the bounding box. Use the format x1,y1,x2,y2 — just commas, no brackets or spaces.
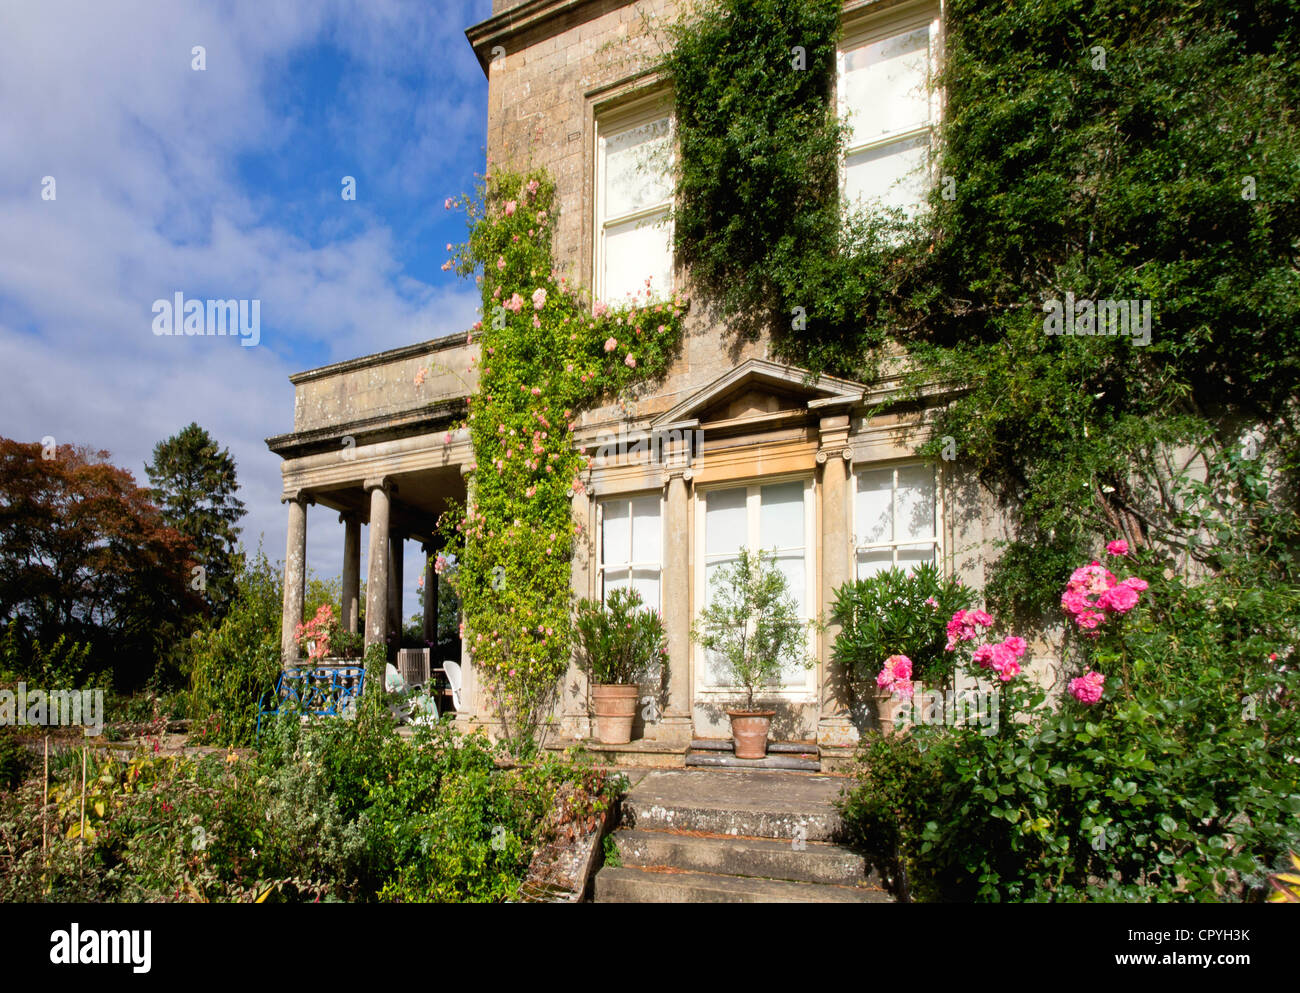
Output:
728,710,776,759
873,689,899,735
591,684,640,744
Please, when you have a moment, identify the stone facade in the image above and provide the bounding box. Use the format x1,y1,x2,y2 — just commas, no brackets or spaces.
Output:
267,0,1043,756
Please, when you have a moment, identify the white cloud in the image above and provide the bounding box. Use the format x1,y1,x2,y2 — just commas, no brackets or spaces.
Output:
0,0,490,621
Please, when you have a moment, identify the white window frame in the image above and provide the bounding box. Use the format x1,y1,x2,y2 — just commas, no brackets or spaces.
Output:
692,476,818,699
851,460,944,577
593,96,675,306
837,2,943,215
596,492,665,612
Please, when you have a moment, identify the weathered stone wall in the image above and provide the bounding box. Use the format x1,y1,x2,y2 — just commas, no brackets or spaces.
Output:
292,336,479,435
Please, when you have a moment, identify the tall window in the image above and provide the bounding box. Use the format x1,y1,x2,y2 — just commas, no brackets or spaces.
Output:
838,5,941,217
853,463,940,578
699,480,814,690
598,495,663,610
595,104,674,305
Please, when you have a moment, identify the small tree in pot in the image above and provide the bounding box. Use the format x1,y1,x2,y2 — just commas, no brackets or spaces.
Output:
691,548,814,758
574,587,667,744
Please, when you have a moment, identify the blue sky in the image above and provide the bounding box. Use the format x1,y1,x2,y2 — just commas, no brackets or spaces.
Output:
0,0,494,623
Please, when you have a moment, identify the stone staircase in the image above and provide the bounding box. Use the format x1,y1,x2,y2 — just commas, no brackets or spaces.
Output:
593,768,891,903
684,737,821,771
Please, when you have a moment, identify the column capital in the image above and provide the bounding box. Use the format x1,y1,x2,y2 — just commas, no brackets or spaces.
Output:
338,509,360,525
420,539,443,556
662,467,695,486
816,447,853,465
363,476,394,495
281,489,314,506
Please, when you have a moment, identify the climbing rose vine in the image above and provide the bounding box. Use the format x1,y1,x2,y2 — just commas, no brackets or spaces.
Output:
435,169,686,754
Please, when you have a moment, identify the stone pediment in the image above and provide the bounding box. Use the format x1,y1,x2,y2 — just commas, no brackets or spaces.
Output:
651,359,866,428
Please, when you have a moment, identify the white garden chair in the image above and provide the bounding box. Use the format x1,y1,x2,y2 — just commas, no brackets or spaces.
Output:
442,660,463,712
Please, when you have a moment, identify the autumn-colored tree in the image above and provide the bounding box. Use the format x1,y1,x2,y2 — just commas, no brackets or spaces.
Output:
0,438,203,688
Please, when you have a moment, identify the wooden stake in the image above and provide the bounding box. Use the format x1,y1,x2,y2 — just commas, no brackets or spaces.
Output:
80,746,87,860
42,734,49,860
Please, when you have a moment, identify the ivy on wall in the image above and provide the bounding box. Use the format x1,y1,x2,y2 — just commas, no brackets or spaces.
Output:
663,0,1300,618
437,171,685,754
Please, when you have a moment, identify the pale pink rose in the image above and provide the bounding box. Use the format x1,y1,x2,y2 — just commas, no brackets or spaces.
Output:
504,200,517,216
603,337,617,352
496,256,506,271
624,354,636,368
532,287,547,310
506,293,524,313
593,301,609,318
526,179,539,196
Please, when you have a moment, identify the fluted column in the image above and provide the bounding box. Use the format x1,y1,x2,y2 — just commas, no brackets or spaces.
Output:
817,415,856,747
661,467,694,742
280,490,312,664
340,512,361,635
363,478,392,656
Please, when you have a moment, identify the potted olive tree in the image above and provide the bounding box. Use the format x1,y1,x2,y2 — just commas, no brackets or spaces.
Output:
574,587,667,744
691,548,814,758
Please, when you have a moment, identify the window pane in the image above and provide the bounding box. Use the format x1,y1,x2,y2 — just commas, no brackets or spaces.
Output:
760,481,804,553
706,487,748,557
856,548,893,579
896,542,936,574
845,133,930,215
895,463,936,541
603,117,673,218
771,552,806,618
603,569,631,600
603,210,673,304
630,569,661,613
630,495,662,564
855,468,892,546
842,25,931,144
602,500,630,567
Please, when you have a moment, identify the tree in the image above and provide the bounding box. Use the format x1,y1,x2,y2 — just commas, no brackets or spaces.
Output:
145,423,246,617
0,438,202,688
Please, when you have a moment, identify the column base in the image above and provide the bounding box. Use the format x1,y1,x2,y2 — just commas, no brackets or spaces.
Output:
638,715,693,747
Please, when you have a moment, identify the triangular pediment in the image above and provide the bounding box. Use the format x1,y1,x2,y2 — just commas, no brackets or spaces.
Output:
651,359,866,428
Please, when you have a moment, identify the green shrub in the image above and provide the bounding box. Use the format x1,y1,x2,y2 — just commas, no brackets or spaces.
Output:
185,549,283,746
831,563,973,686
574,587,667,686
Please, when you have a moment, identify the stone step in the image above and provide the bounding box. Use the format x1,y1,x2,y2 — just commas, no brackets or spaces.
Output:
685,750,821,772
622,770,845,841
594,865,890,903
613,828,872,886
689,738,820,756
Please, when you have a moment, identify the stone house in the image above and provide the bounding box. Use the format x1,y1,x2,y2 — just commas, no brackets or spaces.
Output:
267,0,1018,766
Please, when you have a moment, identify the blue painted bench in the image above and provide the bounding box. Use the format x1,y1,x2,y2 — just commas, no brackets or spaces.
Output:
255,663,366,741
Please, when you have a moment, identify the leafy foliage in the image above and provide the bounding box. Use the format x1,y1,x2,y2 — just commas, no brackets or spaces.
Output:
831,564,972,685
0,438,201,689
691,548,814,710
436,170,686,754
574,586,667,686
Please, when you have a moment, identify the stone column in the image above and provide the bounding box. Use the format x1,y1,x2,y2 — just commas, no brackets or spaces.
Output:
817,417,856,748
659,467,694,744
421,541,439,647
457,464,479,724
363,478,392,656
388,532,405,646
340,512,361,635
280,490,312,665
560,481,593,739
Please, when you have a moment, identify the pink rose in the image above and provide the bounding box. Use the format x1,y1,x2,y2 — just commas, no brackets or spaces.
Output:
625,354,636,368
593,301,608,318
504,200,517,216
1069,670,1105,704
603,337,618,352
1106,539,1129,556
1002,636,1027,658
532,287,547,310
1098,583,1139,614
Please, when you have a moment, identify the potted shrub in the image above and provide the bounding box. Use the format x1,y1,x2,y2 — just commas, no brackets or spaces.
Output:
830,564,971,731
574,587,667,744
691,548,814,758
